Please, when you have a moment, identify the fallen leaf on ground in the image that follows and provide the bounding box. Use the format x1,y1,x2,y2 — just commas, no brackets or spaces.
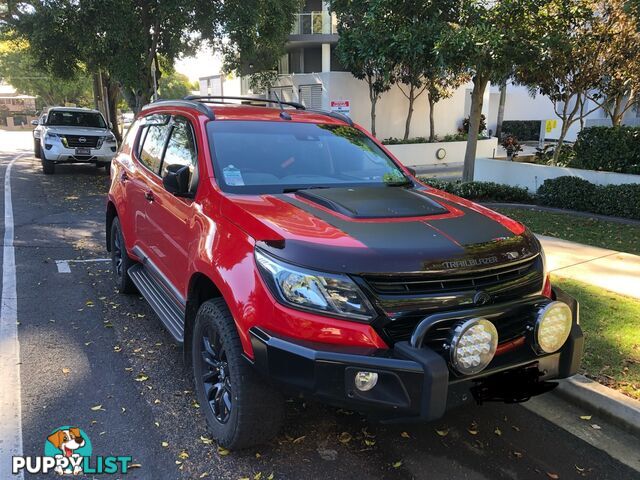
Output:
392,461,402,468
200,436,214,445
338,432,352,444
494,427,502,436
90,404,105,411
135,373,149,382
161,442,169,448
579,415,592,420
292,436,305,444
591,424,601,430
178,451,189,460
217,446,230,456
435,428,449,437
401,431,410,438
546,473,559,479
62,368,71,375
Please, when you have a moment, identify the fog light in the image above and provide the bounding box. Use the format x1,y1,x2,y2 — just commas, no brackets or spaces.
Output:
354,371,378,391
450,318,498,375
535,301,572,353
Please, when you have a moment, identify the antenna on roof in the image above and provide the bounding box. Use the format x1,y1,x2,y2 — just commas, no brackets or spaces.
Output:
272,92,291,120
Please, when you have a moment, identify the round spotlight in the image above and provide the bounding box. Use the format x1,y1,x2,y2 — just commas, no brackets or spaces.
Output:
449,318,498,375
535,301,572,353
354,371,378,392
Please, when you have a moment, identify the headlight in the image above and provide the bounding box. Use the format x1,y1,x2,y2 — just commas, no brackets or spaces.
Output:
44,132,59,139
255,250,374,321
449,318,498,375
534,301,572,353
103,134,117,143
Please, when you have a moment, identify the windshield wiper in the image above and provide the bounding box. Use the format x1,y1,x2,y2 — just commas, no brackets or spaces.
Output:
385,179,413,187
282,186,332,193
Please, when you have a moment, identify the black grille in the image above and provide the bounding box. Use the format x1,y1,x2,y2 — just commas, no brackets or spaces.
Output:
63,135,100,148
365,257,539,296
364,256,544,344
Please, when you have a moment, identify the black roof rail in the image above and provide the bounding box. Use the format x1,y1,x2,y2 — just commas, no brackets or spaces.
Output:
184,95,305,110
181,95,353,126
304,108,354,126
141,99,215,120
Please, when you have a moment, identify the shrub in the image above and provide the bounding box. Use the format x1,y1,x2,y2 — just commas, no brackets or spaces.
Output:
502,120,542,141
537,176,640,219
537,176,598,211
573,126,640,174
461,114,487,134
534,144,576,167
418,178,533,203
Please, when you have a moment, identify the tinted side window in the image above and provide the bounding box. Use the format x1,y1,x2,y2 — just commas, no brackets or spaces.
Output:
139,124,170,175
122,118,142,152
162,117,198,191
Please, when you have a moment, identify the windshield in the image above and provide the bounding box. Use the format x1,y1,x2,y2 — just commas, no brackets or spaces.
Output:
207,121,409,194
46,110,107,129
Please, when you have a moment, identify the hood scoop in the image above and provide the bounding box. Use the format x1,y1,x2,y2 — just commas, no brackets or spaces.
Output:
296,187,448,219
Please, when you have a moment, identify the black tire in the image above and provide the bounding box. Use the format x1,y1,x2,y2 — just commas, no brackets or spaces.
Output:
41,152,55,174
192,298,284,449
110,217,136,294
34,139,41,159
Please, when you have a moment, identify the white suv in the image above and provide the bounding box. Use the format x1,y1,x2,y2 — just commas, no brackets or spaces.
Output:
37,107,118,174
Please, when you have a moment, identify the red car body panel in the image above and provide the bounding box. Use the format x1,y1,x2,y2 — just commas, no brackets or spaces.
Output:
108,102,535,357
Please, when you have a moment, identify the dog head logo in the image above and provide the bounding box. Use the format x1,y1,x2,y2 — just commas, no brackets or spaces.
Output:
44,426,92,475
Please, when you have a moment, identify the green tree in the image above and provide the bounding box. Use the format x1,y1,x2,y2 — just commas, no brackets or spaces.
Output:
331,0,396,138
587,0,640,126
515,0,603,164
443,0,544,180
158,70,194,100
217,0,302,92
0,36,92,107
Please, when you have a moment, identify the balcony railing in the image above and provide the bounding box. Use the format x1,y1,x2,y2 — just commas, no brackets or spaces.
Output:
291,11,338,35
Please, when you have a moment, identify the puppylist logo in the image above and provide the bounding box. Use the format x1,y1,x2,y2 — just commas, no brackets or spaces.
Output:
12,426,133,475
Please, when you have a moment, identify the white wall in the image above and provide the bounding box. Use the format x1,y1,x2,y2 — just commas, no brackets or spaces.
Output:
272,72,471,140
474,157,640,192
386,138,498,168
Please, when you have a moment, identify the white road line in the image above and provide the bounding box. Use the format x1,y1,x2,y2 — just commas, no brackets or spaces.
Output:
55,258,110,273
0,154,26,480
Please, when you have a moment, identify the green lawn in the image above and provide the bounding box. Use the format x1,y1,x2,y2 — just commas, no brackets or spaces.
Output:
493,207,640,255
552,277,640,400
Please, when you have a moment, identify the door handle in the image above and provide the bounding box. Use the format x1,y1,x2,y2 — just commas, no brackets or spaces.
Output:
144,190,155,202
120,171,129,182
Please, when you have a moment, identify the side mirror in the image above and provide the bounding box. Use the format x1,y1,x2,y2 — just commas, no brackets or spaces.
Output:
163,164,192,197
406,166,417,177
31,120,39,126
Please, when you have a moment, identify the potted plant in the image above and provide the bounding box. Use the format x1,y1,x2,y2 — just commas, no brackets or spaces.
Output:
501,135,523,161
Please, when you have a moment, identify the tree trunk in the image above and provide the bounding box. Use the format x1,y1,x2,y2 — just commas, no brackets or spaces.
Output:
427,92,436,142
495,80,507,139
368,80,377,138
611,95,624,126
104,76,122,143
462,76,488,182
403,87,415,141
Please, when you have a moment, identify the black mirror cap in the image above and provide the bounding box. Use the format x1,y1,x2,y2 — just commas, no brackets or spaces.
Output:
163,165,193,197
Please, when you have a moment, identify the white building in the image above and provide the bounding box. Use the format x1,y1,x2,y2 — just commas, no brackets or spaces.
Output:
235,0,477,141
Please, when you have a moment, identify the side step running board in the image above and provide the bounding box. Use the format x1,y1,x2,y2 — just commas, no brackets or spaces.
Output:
128,264,185,343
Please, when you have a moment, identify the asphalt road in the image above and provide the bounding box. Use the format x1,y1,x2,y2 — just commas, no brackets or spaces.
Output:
1,131,638,480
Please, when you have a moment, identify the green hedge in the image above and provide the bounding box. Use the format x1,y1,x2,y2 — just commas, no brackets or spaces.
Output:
502,120,542,141
537,176,640,219
419,176,640,220
418,178,533,202
573,126,640,174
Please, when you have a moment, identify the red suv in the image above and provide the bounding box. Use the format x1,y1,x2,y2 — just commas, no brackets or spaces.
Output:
106,96,584,449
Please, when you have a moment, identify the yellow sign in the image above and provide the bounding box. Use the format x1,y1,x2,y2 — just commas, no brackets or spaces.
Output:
545,119,557,133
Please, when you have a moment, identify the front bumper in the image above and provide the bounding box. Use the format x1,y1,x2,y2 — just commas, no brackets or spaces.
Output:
249,289,584,421
42,141,116,164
